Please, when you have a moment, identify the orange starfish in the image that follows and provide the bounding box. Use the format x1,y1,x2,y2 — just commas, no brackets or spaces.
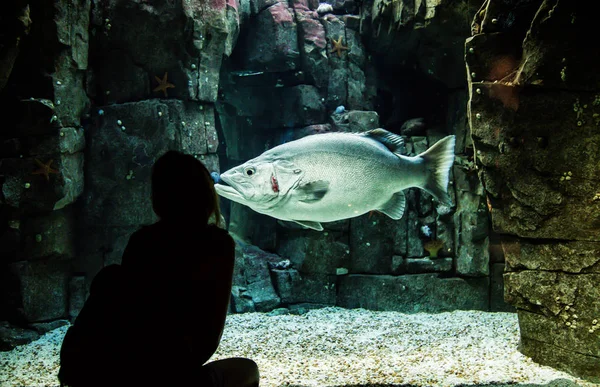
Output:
153,72,175,97
330,36,348,58
32,159,59,181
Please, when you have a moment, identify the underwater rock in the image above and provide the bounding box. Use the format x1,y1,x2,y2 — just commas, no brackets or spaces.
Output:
0,322,40,352
453,166,489,277
272,269,336,305
347,62,369,110
468,0,600,380
504,269,600,379
217,84,326,160
6,260,69,322
0,3,30,93
349,214,395,274
76,225,140,280
230,239,282,312
404,257,453,274
327,68,348,110
276,229,350,274
436,218,454,258
361,0,478,89
82,100,218,226
392,209,409,257
293,0,329,88
266,307,290,316
51,0,91,127
490,263,514,313
454,197,489,276
231,286,255,313
19,209,76,260
406,207,424,258
329,0,359,14
447,90,470,153
239,0,299,72
229,203,277,251
289,303,330,314
238,243,282,284
90,0,238,104
29,320,69,335
331,109,379,132
519,310,600,383
470,85,600,240
1,153,84,213
399,117,426,136
281,85,326,127
391,255,453,274
246,279,281,312
247,0,282,16
337,274,489,313
68,276,87,321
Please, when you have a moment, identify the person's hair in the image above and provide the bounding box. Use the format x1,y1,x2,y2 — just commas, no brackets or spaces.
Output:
151,150,221,227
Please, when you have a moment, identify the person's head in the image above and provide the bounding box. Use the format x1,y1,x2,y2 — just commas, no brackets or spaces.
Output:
151,150,221,227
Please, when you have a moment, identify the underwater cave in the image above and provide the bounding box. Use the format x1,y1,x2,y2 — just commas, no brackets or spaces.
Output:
0,0,599,386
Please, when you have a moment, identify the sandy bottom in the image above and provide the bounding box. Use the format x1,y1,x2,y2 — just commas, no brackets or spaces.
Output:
0,307,597,387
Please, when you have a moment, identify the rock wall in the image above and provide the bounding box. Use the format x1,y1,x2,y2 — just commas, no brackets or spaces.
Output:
466,0,599,382
0,0,240,348
0,0,521,352
0,0,90,335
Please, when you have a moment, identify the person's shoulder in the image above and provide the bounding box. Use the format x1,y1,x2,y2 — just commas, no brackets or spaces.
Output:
205,225,234,245
128,224,156,241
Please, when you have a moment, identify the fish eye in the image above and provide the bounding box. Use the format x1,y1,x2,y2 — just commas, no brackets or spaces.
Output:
244,167,256,176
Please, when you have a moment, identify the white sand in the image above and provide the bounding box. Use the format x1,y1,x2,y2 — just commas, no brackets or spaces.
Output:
0,307,596,387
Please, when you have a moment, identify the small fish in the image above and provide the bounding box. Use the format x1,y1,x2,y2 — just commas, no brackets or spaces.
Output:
214,129,455,231
210,172,221,184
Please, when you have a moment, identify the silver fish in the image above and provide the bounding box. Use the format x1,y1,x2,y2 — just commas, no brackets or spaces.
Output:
215,129,455,231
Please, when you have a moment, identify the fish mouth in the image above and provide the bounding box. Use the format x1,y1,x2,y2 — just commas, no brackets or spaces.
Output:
214,176,244,200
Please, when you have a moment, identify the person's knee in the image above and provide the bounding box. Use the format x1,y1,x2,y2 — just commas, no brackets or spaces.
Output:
237,357,260,385
226,357,259,386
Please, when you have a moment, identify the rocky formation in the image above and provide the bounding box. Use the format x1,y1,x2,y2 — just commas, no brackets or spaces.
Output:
466,0,599,381
1,0,90,328
0,0,239,347
0,0,516,353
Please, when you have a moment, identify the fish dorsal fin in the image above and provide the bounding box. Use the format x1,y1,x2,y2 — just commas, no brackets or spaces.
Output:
296,180,329,203
292,220,324,231
378,191,406,220
362,129,406,154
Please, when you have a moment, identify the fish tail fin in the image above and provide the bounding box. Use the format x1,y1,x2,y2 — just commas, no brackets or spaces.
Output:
417,135,456,205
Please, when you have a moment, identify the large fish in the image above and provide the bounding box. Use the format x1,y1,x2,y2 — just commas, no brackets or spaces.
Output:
214,129,455,231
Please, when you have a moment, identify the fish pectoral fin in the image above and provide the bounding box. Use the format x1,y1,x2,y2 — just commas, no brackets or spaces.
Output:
292,220,324,231
296,180,329,203
378,191,406,220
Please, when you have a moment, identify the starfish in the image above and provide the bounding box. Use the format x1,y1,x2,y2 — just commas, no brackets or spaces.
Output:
330,36,348,58
153,72,175,97
32,159,59,182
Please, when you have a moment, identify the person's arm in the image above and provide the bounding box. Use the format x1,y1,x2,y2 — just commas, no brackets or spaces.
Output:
186,230,236,364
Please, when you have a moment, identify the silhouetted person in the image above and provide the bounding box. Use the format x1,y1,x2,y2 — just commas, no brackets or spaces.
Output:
59,150,259,387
